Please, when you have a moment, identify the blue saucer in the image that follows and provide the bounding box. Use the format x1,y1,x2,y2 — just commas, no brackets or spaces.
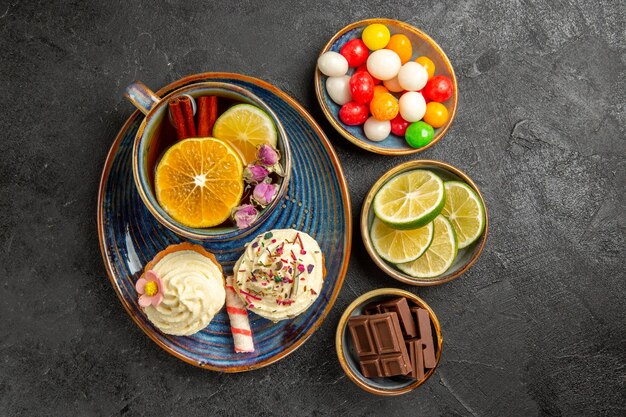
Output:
98,73,352,372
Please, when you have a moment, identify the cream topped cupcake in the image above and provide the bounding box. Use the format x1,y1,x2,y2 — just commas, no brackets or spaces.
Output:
233,229,325,321
136,243,225,336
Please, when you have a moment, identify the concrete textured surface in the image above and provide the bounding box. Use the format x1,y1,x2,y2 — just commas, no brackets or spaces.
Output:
1,0,625,416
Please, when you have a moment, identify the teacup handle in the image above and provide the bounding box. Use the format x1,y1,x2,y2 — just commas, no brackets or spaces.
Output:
124,80,161,115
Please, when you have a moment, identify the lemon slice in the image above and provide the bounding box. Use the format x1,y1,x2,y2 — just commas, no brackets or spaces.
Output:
373,169,445,229
155,138,243,228
370,217,434,263
397,215,457,278
212,104,277,164
441,181,485,249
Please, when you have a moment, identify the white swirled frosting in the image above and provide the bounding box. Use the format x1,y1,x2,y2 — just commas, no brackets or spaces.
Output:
233,229,324,321
144,250,225,336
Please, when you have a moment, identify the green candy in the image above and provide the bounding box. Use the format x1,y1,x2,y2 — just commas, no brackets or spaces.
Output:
405,121,435,148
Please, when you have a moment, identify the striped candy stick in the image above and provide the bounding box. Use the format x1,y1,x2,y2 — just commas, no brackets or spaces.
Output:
225,276,254,353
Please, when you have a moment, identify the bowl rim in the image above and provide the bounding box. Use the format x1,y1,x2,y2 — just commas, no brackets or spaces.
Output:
335,288,444,395
314,18,458,155
360,160,489,285
132,81,292,241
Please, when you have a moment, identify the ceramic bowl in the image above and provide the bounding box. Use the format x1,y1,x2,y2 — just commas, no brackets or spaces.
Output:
125,81,291,241
314,18,458,155
361,160,488,285
336,288,443,395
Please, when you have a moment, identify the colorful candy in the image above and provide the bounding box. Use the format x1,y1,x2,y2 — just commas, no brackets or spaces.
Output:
415,56,435,79
326,75,352,105
362,23,390,50
386,34,413,64
319,23,454,145
399,91,426,122
317,51,349,77
370,92,399,121
423,102,449,128
390,114,410,136
383,76,403,93
423,75,453,102
349,71,375,104
367,49,401,81
364,117,391,141
397,62,428,91
373,85,389,97
340,39,369,67
405,121,434,148
356,64,381,84
339,101,369,125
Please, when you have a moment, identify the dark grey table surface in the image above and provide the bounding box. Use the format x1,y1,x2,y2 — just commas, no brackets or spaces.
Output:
1,1,625,416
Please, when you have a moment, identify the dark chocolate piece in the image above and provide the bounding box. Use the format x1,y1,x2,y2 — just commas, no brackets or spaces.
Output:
411,307,436,368
405,338,425,379
347,313,411,377
379,297,418,338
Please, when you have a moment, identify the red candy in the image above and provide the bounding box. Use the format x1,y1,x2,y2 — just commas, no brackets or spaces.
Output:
356,64,381,85
340,39,369,67
423,75,453,102
339,101,369,125
349,72,375,104
390,114,410,136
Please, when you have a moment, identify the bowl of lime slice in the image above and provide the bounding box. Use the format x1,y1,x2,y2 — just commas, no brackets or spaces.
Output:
361,160,488,286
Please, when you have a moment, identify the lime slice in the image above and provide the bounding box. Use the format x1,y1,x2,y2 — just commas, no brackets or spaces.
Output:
397,215,457,278
373,170,445,229
441,181,485,249
370,217,434,263
212,104,277,164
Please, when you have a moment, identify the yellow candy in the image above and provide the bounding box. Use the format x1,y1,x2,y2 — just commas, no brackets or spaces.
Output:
373,85,389,97
415,56,436,79
370,93,399,121
362,24,390,50
423,102,449,128
386,34,413,64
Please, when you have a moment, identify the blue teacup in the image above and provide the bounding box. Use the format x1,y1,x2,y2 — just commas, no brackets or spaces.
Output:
125,80,291,241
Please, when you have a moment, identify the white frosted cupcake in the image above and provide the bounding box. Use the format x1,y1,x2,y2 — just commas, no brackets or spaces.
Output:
136,243,225,336
233,229,325,321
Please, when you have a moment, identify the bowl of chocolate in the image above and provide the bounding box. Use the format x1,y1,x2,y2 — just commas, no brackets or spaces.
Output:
335,288,443,395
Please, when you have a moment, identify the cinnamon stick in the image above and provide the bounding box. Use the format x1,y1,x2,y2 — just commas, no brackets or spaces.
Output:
197,96,218,137
168,97,187,140
197,96,210,136
179,96,196,138
207,96,218,134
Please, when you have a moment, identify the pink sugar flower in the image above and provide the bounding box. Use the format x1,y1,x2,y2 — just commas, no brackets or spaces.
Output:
135,270,164,307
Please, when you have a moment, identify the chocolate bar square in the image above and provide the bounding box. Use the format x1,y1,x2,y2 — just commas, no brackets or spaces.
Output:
379,297,418,338
405,338,425,379
411,307,436,368
347,312,411,377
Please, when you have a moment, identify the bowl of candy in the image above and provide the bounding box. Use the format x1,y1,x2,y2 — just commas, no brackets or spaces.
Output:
336,288,443,395
361,160,488,286
125,80,291,241
314,18,458,155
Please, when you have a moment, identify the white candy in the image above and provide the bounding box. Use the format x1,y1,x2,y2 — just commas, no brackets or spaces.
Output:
366,49,401,81
383,76,403,93
317,51,349,77
397,62,429,91
399,91,427,122
363,117,391,142
325,75,352,105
